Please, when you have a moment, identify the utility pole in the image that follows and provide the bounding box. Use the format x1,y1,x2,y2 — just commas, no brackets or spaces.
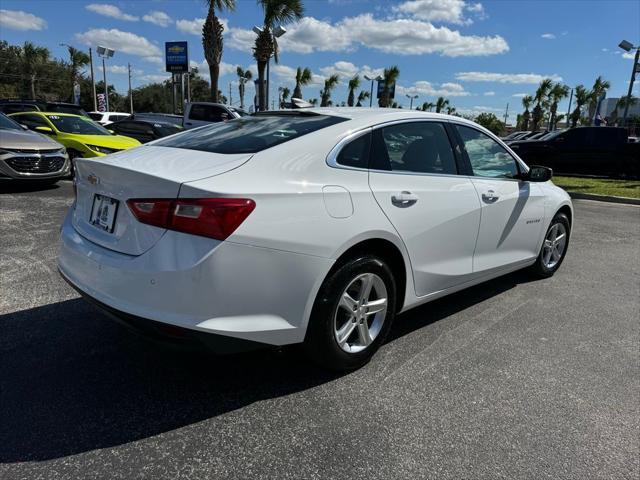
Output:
229,82,232,106
128,63,133,114
89,48,97,111
171,74,176,115
186,69,191,104
101,57,108,111
622,47,640,125
565,88,573,129
503,102,509,125
180,73,185,113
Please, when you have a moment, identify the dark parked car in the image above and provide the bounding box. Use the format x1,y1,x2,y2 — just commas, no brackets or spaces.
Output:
0,100,89,117
131,112,183,126
106,119,183,144
509,127,640,177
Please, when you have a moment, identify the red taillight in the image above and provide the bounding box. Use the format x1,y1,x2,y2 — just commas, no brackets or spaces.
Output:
126,198,255,241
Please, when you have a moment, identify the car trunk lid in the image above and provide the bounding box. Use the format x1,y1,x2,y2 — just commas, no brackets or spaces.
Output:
72,146,252,255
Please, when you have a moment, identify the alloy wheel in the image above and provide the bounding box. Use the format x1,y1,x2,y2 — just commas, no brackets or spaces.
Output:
542,222,567,269
333,273,388,353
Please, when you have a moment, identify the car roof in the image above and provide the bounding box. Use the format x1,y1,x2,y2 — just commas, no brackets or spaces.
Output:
10,111,84,117
269,107,479,131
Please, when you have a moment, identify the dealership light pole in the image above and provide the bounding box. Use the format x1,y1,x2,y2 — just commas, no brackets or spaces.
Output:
97,46,115,112
253,25,286,111
565,87,573,128
364,75,383,107
405,94,418,110
618,39,640,126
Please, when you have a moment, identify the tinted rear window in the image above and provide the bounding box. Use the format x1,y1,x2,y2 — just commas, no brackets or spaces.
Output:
155,114,347,154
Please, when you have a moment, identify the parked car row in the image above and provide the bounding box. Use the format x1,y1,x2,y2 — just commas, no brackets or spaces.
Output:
508,127,640,178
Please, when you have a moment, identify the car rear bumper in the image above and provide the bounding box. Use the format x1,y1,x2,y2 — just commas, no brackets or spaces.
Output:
58,208,333,347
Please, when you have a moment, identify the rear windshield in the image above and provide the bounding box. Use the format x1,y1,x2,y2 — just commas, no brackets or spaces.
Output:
154,114,347,154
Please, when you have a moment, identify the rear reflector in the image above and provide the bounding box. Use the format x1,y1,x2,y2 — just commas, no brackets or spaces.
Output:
127,198,255,240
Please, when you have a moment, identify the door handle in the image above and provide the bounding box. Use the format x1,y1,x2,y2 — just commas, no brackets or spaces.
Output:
391,191,419,207
481,190,499,203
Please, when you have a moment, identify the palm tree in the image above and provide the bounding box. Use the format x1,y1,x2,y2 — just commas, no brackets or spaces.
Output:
20,42,49,99
610,95,638,124
203,0,236,103
531,78,553,131
548,83,570,130
64,46,90,103
308,97,318,106
320,74,339,107
521,95,533,130
570,84,591,128
356,90,369,107
254,0,304,111
587,75,611,123
280,86,290,107
435,97,449,113
378,66,400,107
347,75,360,107
420,101,434,112
292,66,311,100
236,66,252,109
446,106,456,115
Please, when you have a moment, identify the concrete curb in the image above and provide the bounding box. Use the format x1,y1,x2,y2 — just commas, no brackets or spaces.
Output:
568,191,640,206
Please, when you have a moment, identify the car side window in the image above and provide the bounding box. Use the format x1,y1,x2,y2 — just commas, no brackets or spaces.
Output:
336,132,371,169
373,122,458,174
455,125,519,178
16,114,49,130
189,105,225,122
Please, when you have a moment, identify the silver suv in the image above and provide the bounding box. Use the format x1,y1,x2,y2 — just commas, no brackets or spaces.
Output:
0,113,70,184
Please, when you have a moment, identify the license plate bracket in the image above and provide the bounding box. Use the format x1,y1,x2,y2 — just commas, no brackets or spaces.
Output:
90,194,119,233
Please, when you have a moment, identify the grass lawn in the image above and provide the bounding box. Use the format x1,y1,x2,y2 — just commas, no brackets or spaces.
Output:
553,176,640,199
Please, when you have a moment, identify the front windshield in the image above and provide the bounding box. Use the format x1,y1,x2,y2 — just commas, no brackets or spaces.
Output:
0,113,23,130
46,115,111,135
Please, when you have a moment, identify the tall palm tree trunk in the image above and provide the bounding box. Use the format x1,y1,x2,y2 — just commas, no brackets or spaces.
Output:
257,60,267,111
239,82,245,109
209,63,220,102
30,74,36,99
203,10,224,103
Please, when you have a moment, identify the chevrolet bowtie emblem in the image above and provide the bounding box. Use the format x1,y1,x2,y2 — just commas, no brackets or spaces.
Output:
88,174,99,185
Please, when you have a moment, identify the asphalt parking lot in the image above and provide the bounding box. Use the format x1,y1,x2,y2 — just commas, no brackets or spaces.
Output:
1,181,638,479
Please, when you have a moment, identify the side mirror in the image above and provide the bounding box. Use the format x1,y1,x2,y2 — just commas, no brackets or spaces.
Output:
525,165,553,182
35,126,55,135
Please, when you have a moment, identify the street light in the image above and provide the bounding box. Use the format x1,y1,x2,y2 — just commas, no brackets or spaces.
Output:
253,25,286,111
618,39,640,126
364,74,383,108
406,93,418,110
96,45,115,112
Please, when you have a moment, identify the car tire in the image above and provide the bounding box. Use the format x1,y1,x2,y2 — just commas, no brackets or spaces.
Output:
529,212,570,278
304,255,397,371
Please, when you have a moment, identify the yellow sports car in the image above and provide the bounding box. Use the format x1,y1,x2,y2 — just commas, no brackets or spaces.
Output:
9,112,140,159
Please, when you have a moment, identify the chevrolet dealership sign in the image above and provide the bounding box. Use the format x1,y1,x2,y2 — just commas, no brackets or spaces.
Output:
165,41,189,73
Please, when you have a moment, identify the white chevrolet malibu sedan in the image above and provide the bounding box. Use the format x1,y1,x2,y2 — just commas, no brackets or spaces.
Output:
58,109,572,370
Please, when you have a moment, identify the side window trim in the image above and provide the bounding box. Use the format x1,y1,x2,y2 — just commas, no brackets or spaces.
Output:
326,127,373,170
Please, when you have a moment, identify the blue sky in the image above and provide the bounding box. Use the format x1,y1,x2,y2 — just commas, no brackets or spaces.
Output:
0,0,638,119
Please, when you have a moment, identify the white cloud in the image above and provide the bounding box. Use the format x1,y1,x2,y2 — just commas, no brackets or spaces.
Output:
457,105,503,116
601,48,609,52
541,33,556,39
512,93,529,98
189,60,236,79
484,91,495,96
622,52,635,59
97,64,143,75
143,11,172,27
0,9,47,31
176,17,228,35
75,29,162,60
228,14,508,57
398,80,471,97
394,0,486,24
86,4,139,22
455,71,562,83
143,56,164,66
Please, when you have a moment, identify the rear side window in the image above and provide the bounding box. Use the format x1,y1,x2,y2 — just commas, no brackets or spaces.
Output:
336,132,371,168
188,104,226,122
155,114,348,154
88,113,103,121
372,122,458,175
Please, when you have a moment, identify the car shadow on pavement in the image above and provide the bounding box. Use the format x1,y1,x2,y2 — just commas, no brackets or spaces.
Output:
0,181,61,194
0,269,536,463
